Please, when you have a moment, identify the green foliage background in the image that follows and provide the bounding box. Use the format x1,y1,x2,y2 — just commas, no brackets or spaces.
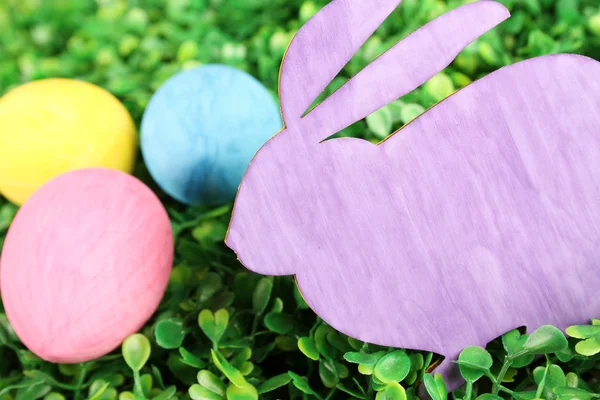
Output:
1,0,600,399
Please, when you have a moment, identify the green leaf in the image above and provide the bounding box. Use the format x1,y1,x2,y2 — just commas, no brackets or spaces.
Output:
336,382,368,400
152,386,177,400
225,384,258,400
523,325,568,354
197,370,226,396
122,334,151,372
475,395,503,400
589,14,600,36
375,382,407,400
513,391,538,400
263,312,293,334
179,347,207,368
211,350,248,388
192,221,228,244
387,100,405,124
239,362,253,376
230,348,252,369
502,329,535,368
358,364,374,375
275,335,297,351
314,324,338,359
257,373,291,395
88,380,110,400
44,394,66,400
297,336,319,361
371,375,387,391
14,380,51,400
155,319,186,349
344,352,383,366
252,277,273,315
270,298,284,313
327,331,354,353
374,351,411,383
566,325,600,339
288,371,320,397
293,284,310,309
400,103,425,124
409,353,424,371
319,359,340,388
423,373,447,400
198,272,223,302
189,384,225,400
574,335,600,356
553,387,595,400
457,346,493,382
140,373,153,397
555,346,575,363
534,364,566,399
424,73,455,102
565,372,579,388
198,309,229,344
367,107,393,139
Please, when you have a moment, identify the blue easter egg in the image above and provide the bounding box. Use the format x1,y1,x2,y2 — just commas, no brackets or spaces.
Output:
141,65,282,205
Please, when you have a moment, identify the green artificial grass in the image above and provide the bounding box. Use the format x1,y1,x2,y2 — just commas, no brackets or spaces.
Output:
1,0,600,399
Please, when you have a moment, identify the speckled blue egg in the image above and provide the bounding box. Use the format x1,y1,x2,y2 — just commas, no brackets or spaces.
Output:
141,65,282,205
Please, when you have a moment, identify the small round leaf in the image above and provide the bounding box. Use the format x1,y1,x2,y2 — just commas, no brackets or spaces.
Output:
226,384,258,400
189,384,224,400
288,371,319,396
400,103,425,124
424,73,455,102
319,359,339,388
375,382,407,400
122,334,151,372
257,373,291,395
574,336,600,356
523,325,568,354
475,395,503,400
374,351,411,383
457,346,492,382
566,325,600,339
211,350,248,388
298,337,319,361
344,351,386,366
367,107,393,139
423,373,447,400
155,319,186,349
263,312,293,334
252,277,273,316
197,370,226,396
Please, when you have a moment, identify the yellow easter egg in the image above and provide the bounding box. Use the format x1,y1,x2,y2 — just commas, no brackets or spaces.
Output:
0,78,137,205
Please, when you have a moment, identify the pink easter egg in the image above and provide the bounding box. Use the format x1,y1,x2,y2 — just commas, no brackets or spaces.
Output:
0,168,173,363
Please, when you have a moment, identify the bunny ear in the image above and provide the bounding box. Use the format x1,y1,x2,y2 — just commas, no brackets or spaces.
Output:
304,1,511,142
279,0,404,123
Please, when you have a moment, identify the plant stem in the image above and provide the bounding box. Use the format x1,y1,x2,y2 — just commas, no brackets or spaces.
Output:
493,356,513,395
74,363,89,400
535,358,551,399
465,380,473,400
133,370,144,397
325,387,338,400
250,314,260,344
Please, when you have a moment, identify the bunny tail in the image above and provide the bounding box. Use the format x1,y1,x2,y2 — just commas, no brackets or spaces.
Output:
279,0,404,123
304,1,510,143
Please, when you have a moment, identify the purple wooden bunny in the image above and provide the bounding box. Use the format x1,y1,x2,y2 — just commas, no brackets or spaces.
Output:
226,0,600,389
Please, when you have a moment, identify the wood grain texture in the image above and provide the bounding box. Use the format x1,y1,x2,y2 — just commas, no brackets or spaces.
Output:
0,168,173,363
227,0,600,389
